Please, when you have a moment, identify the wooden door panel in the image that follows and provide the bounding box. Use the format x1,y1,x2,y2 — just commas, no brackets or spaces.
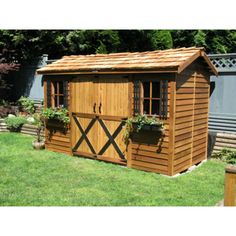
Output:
71,78,98,155
98,78,129,117
100,120,127,160
71,78,97,114
71,76,129,164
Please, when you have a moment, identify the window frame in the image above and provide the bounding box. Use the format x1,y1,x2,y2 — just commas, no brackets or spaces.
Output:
140,81,161,116
51,81,65,108
46,79,69,109
133,79,168,118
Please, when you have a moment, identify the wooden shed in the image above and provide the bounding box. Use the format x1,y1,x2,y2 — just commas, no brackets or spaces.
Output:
37,47,217,176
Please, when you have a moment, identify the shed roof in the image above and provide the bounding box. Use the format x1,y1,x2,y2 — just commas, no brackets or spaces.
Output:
37,47,218,75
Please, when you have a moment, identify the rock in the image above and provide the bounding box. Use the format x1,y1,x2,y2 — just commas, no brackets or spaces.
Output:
188,165,197,172
8,114,16,118
27,117,35,123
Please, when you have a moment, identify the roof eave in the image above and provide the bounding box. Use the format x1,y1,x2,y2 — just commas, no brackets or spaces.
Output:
201,51,218,76
177,50,218,76
36,68,179,75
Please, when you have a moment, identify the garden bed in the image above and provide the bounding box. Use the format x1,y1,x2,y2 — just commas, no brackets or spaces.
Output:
0,118,44,137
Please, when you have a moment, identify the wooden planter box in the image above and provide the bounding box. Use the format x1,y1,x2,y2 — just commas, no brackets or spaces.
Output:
224,165,236,206
46,119,69,129
132,122,164,133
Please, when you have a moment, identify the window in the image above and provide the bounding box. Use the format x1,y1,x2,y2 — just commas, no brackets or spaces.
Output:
134,80,168,117
47,80,68,108
142,81,161,115
52,81,64,107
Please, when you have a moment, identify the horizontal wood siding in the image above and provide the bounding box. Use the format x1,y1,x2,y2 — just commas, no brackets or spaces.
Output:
174,59,210,174
45,120,71,155
130,74,172,175
192,72,209,165
44,77,71,155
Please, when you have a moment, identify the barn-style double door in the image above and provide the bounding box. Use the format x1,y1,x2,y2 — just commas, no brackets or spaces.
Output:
71,76,130,165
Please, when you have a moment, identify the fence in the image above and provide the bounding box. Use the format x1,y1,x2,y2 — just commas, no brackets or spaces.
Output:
208,53,236,134
224,165,236,206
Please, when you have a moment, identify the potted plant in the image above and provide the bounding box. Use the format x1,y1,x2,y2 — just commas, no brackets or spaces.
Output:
32,113,45,150
123,114,164,145
41,107,70,126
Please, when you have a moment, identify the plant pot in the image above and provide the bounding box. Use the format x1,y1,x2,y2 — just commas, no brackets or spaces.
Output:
46,119,69,129
132,122,164,133
32,140,45,150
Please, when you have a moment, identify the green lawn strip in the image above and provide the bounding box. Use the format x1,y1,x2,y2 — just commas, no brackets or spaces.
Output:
0,132,226,206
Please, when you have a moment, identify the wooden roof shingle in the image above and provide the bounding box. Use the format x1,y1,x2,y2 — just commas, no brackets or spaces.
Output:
37,47,218,75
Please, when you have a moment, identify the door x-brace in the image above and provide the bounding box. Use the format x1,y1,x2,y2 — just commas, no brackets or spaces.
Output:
72,115,126,160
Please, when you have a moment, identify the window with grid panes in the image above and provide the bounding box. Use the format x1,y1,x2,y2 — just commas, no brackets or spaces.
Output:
133,80,168,117
142,81,161,115
46,80,68,108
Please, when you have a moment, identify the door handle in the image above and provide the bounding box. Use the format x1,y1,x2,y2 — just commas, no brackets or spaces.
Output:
99,102,102,114
93,103,96,113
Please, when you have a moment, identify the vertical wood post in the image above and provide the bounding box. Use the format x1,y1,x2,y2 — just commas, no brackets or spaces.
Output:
127,76,133,168
190,72,197,167
205,75,210,159
69,78,73,155
224,166,236,206
43,78,48,143
168,77,176,176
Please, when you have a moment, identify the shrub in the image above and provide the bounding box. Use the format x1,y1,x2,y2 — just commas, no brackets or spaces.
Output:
18,96,35,114
4,116,27,131
212,148,236,165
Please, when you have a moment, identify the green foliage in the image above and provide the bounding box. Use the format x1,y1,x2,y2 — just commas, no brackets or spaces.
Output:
2,30,236,65
65,30,121,55
212,148,236,165
171,30,196,48
4,116,26,131
41,107,70,124
18,96,35,114
149,30,173,49
194,30,207,47
123,114,164,145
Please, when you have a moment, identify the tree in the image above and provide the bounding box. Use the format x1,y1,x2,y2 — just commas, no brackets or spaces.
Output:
0,48,19,91
194,30,207,48
148,30,173,50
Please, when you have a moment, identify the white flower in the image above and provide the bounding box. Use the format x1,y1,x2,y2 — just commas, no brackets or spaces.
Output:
8,114,16,118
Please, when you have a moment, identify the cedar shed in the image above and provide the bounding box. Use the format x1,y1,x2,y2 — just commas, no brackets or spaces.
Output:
37,47,217,176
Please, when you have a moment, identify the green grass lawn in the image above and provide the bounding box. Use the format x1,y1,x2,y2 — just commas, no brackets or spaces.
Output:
0,132,226,206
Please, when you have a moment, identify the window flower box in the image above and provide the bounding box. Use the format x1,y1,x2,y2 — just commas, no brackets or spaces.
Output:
132,122,164,133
